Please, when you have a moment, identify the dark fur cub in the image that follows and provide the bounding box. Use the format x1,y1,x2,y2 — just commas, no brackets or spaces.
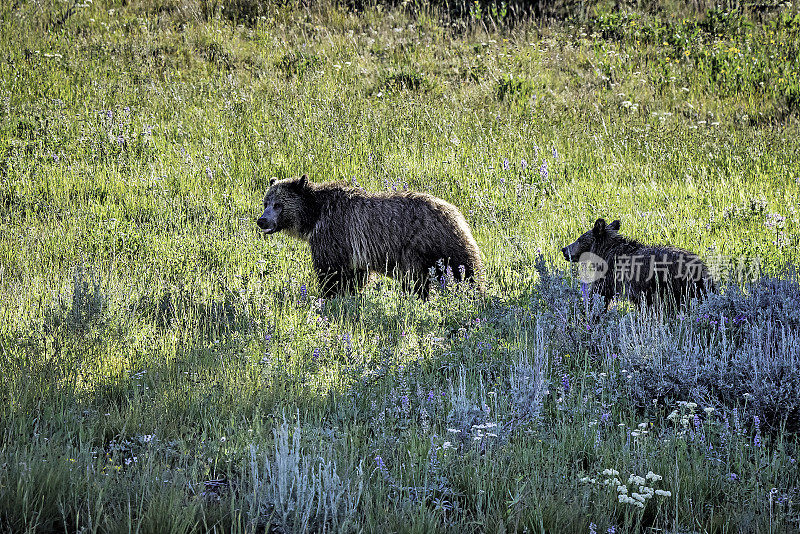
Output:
562,218,714,310
257,175,485,299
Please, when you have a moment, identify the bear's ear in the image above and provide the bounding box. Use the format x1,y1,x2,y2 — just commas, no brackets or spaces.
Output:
608,220,621,232
592,218,607,237
298,174,308,188
269,177,277,186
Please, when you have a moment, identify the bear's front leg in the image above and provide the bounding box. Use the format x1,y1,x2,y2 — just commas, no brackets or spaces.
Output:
316,269,370,298
400,274,430,300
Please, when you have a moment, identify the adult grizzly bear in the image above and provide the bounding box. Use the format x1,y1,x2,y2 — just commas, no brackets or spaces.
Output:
562,218,714,310
257,175,484,299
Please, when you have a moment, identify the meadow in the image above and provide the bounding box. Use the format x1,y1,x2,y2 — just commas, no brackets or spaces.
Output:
1,0,800,531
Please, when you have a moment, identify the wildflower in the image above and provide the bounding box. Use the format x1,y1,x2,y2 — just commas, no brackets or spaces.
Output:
654,489,672,497
539,160,548,181
638,486,654,497
374,456,392,481
601,469,620,477
400,394,410,415
645,471,662,482
521,158,527,170
754,415,762,447
503,158,510,170
628,475,646,486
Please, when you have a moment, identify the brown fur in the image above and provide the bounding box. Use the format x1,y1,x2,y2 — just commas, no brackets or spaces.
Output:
257,175,485,299
562,218,715,310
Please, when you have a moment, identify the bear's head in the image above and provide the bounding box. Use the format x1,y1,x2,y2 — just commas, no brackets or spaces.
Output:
562,218,621,261
257,174,313,238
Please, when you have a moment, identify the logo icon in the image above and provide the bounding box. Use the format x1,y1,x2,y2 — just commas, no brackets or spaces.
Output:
577,252,608,283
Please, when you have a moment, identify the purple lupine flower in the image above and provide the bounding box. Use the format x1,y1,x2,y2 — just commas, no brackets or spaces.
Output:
589,523,597,534
375,456,391,480
754,415,762,447
400,394,410,416
540,160,548,181
312,347,320,362
521,158,527,170
562,374,570,394
552,147,558,160
581,282,589,306
503,158,510,170
601,412,611,424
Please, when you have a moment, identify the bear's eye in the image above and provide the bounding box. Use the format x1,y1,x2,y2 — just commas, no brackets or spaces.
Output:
274,202,283,211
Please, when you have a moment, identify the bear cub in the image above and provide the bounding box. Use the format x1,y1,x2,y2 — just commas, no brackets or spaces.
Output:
257,175,484,299
562,218,714,310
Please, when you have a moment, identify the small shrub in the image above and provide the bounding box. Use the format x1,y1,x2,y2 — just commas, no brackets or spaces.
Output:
275,52,322,78
620,274,800,431
381,70,434,93
247,415,364,533
496,75,534,102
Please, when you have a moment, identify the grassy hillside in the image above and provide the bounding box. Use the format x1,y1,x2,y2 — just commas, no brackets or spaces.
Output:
1,1,799,532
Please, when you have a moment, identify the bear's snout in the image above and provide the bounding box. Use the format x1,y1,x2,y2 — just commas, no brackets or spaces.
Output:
257,217,276,234
561,246,572,261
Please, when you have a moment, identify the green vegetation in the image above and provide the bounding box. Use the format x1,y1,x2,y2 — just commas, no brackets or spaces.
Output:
1,1,799,531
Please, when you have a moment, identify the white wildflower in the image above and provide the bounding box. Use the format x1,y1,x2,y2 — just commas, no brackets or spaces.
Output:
628,475,646,486
645,471,662,482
